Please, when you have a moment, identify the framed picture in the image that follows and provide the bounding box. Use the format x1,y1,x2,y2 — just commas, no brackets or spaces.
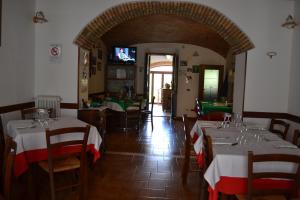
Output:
192,65,200,73
180,60,188,66
91,56,97,65
97,61,102,71
97,49,102,60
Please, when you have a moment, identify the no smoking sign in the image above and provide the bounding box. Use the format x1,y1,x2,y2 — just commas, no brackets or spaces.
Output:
49,44,62,63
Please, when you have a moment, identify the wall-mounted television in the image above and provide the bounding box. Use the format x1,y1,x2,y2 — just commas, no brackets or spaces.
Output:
110,47,137,64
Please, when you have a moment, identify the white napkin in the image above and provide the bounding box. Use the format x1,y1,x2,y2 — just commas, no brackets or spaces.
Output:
213,142,233,145
275,145,298,149
199,122,217,128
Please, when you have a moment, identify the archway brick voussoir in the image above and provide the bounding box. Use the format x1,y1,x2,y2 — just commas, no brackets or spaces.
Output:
74,1,254,54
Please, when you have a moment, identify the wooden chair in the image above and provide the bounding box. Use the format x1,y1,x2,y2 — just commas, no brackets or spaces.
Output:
21,108,53,119
38,126,90,200
125,100,142,134
181,114,199,185
236,151,300,200
1,137,17,200
269,119,290,140
77,109,106,153
141,96,155,130
293,130,300,147
200,111,228,121
200,132,213,200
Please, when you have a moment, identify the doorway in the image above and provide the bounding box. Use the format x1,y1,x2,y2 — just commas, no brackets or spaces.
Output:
146,54,175,117
198,65,224,101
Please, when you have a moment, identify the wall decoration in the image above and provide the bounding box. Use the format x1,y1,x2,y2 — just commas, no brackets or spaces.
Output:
97,49,102,60
192,65,200,73
49,44,62,63
180,60,188,66
91,56,97,65
97,61,102,71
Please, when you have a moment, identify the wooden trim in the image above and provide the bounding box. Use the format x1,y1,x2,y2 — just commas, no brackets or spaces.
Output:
243,111,287,119
243,111,300,124
0,102,34,114
286,114,300,124
60,103,78,109
77,47,80,109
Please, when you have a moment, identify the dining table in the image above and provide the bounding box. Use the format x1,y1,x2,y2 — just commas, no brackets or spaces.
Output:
190,120,300,200
6,117,102,177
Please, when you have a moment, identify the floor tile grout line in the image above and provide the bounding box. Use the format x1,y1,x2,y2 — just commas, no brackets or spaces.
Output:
105,151,184,159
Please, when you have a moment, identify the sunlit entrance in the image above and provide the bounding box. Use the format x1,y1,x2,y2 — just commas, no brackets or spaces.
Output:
148,55,174,117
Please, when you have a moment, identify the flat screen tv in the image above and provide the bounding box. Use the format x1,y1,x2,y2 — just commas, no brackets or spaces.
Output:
111,47,137,64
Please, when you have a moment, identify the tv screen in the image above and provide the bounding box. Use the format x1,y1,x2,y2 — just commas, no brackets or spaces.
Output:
113,47,136,64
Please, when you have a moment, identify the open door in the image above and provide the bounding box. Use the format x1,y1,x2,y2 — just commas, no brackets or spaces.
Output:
171,55,179,118
143,53,151,108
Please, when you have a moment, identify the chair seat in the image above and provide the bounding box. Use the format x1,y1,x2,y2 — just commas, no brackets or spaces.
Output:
236,194,287,200
38,156,80,173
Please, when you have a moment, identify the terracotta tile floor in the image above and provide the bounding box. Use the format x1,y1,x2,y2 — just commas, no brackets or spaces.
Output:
13,117,202,200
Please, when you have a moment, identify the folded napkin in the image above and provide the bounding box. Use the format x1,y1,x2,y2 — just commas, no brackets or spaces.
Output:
213,142,234,145
275,145,298,149
16,124,36,129
198,122,216,128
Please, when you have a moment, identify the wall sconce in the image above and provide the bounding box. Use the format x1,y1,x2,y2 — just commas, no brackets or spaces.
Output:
33,11,48,23
266,51,277,59
282,15,298,29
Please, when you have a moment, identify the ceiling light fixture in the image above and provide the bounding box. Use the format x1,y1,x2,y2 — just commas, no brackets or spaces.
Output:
33,11,48,23
282,15,298,29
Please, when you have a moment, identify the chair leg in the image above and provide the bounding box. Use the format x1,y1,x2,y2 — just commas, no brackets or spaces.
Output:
49,171,56,200
151,114,153,130
181,156,190,185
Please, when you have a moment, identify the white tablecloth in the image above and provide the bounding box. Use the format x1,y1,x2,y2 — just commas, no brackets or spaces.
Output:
190,121,300,190
7,117,102,155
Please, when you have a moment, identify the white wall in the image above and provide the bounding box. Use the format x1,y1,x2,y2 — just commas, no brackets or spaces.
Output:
34,0,295,114
0,0,35,106
134,43,225,117
288,0,300,116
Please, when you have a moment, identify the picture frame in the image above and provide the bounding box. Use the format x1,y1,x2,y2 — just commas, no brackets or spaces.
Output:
97,49,102,60
180,60,188,66
97,61,102,71
192,65,200,73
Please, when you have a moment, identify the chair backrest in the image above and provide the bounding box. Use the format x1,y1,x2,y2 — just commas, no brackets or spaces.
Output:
182,115,197,161
126,100,142,118
293,130,300,147
200,111,228,121
269,119,290,140
77,110,101,131
202,133,213,170
1,137,16,200
21,108,53,120
247,151,300,199
45,126,90,174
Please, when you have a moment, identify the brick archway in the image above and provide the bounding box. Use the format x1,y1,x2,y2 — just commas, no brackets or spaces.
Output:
74,1,254,54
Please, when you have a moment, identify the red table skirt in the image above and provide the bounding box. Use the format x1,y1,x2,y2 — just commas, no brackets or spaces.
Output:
14,144,100,177
208,176,297,200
